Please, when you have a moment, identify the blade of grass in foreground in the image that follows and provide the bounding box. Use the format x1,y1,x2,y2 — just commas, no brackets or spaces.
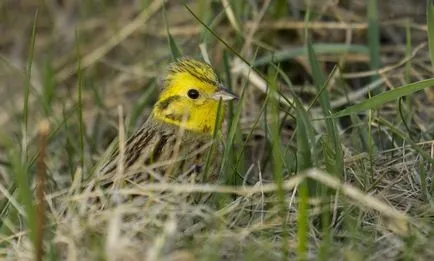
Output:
272,53,313,261
306,38,338,258
7,10,39,249
332,78,434,118
267,66,288,259
305,50,341,258
219,81,245,186
184,4,251,67
289,89,315,261
295,106,310,261
427,0,434,69
23,11,38,162
220,52,246,185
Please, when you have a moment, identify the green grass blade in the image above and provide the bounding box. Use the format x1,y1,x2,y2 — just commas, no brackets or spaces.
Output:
75,29,85,174
267,66,288,259
333,78,434,118
163,3,182,60
294,107,314,170
405,21,412,83
221,52,246,184
350,114,375,153
295,107,310,261
203,99,224,182
296,180,309,261
184,4,250,66
304,12,337,258
367,0,381,94
427,0,434,69
306,39,343,175
197,0,213,43
10,9,38,248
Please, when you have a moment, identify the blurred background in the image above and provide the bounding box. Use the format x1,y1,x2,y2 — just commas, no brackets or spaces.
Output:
1,1,434,260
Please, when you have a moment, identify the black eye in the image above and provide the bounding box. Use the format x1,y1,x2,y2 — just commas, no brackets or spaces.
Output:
187,89,200,99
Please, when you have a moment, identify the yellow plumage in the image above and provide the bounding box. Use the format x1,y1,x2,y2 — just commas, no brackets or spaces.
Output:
99,58,237,183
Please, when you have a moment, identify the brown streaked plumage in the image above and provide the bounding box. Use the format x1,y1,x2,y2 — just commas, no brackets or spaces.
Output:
99,116,217,184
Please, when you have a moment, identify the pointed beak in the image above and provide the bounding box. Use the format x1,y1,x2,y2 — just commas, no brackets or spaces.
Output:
211,86,238,101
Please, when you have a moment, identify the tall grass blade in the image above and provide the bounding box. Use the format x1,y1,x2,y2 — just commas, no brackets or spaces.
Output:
271,57,315,261
295,107,310,261
405,21,412,83
306,39,343,177
367,0,381,94
23,11,38,162
185,4,250,66
75,29,85,174
219,84,245,186
198,0,212,43
267,66,288,259
42,56,55,116
7,9,39,248
333,78,434,118
427,0,434,70
220,52,245,184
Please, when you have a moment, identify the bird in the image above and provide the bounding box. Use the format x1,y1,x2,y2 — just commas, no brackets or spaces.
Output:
97,58,238,186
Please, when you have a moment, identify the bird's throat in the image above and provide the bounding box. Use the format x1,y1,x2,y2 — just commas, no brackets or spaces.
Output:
151,108,219,135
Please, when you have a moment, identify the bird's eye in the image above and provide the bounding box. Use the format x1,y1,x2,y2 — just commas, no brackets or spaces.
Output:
187,89,200,99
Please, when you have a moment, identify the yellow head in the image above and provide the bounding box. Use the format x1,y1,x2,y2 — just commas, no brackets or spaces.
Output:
151,58,238,134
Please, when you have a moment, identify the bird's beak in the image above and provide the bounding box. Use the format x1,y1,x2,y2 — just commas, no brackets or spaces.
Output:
212,85,238,101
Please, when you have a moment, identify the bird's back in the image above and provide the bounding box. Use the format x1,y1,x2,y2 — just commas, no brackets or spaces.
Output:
98,116,218,185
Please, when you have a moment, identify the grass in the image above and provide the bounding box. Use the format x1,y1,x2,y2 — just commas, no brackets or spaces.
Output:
0,0,434,260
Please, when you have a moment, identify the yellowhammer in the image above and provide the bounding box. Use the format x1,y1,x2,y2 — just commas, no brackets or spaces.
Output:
98,58,238,184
